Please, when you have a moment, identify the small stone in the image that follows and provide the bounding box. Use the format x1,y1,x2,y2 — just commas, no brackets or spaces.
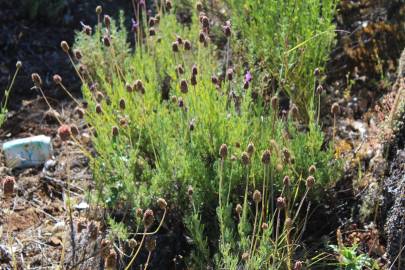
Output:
44,159,57,171
75,201,89,211
52,221,66,233
49,236,62,246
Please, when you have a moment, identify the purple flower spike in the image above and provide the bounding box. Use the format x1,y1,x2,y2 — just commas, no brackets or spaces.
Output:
245,71,252,83
131,18,139,32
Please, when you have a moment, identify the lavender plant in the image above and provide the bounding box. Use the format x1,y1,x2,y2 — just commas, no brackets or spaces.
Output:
65,0,341,267
229,0,337,120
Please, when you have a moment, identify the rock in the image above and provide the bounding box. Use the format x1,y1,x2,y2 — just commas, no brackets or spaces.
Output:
52,221,66,233
2,135,53,168
49,236,62,246
44,159,57,171
383,150,405,269
75,201,89,211
0,245,11,263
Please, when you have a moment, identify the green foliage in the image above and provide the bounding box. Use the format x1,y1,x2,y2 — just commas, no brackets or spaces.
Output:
1,63,21,127
330,244,380,270
229,0,337,119
72,1,341,267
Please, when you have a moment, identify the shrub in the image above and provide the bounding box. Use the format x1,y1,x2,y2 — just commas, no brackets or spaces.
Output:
69,1,341,267
229,0,337,120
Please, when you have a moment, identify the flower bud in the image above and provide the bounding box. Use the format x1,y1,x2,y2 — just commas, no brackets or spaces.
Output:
201,16,209,28
261,223,269,230
128,238,138,249
143,209,154,227
125,83,133,93
119,98,126,110
247,142,255,157
2,176,15,196
276,196,286,209
199,31,206,43
112,126,119,137
58,124,71,141
261,149,271,164
294,261,303,270
105,249,117,269
136,208,143,218
16,61,22,69
241,152,250,166
134,80,145,94
235,204,242,215
331,102,340,115
31,73,42,86
226,68,233,81
241,252,249,261
172,41,179,52
308,165,316,175
157,198,167,210
219,144,228,159
96,5,102,14
191,65,198,76
165,0,172,11
253,190,262,203
104,15,111,29
223,25,231,37
95,104,102,114
191,75,197,86
149,27,156,36
60,41,70,53
196,1,203,11
306,175,315,189
180,79,188,93
177,65,184,75
74,107,85,119
74,49,82,60
184,40,192,50
70,124,79,137
53,74,62,84
145,237,156,252
149,17,156,27
187,185,193,196
211,75,218,85
103,36,111,47
316,84,323,95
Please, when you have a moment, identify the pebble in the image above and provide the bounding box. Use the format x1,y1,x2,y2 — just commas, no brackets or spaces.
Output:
44,159,57,171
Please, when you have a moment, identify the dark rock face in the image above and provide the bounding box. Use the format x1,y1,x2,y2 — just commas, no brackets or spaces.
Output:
383,48,405,268
384,149,405,269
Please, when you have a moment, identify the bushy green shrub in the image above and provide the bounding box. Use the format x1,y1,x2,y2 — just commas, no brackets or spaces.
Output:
229,0,337,120
69,1,341,268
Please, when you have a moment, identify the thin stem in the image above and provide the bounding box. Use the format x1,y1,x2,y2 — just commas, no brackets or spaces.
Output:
58,82,81,106
125,228,147,270
249,202,259,259
292,188,309,224
36,86,63,126
143,251,152,270
2,66,20,107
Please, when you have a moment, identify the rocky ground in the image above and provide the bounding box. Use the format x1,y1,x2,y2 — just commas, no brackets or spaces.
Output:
0,0,404,269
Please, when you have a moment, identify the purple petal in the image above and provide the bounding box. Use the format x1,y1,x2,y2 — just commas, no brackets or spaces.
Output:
245,71,252,83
